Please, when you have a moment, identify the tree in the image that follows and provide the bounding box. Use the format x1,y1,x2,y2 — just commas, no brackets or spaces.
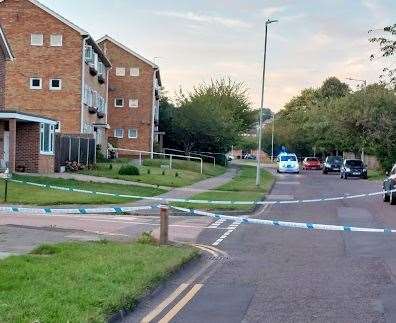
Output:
370,24,396,86
159,78,255,154
319,77,350,99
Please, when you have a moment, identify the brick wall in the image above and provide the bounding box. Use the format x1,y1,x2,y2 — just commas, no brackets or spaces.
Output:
0,47,5,109
0,0,83,133
99,39,154,152
15,122,53,173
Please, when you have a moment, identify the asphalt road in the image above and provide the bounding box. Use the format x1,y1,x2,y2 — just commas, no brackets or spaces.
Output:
127,170,396,323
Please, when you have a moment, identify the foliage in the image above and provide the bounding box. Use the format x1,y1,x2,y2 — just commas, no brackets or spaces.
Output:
118,164,140,176
96,145,107,163
264,76,396,171
159,78,255,154
369,24,396,86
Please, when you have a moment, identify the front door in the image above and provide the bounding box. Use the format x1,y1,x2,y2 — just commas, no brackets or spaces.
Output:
3,131,9,166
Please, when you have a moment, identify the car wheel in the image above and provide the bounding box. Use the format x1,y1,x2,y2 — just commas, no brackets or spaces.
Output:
391,187,396,205
344,173,348,180
340,172,343,179
323,170,328,174
384,188,390,202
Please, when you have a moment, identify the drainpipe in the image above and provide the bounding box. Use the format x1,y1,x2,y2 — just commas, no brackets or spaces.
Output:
80,37,87,133
150,69,157,159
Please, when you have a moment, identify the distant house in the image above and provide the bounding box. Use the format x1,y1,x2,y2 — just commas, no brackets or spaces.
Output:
0,0,111,172
97,35,162,154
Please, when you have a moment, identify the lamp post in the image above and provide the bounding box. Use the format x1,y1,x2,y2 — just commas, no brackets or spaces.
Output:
346,77,367,161
256,19,278,186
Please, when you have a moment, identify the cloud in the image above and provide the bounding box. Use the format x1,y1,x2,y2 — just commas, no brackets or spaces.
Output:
260,5,286,17
153,11,251,29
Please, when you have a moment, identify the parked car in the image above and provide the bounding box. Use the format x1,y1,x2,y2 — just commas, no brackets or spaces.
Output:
383,164,396,205
302,157,321,170
323,156,343,174
340,159,368,179
243,154,256,160
277,153,300,174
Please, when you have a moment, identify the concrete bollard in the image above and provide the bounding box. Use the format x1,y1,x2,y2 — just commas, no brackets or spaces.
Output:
159,204,169,245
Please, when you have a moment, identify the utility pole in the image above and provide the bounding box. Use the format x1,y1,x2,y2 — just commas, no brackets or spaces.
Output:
256,19,278,186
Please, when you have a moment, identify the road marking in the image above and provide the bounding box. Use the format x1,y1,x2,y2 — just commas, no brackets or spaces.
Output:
276,181,300,185
208,218,226,229
193,245,219,257
212,220,242,246
141,283,190,323
158,284,203,323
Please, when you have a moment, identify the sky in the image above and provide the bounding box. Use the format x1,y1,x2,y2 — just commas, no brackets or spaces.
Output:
40,0,396,111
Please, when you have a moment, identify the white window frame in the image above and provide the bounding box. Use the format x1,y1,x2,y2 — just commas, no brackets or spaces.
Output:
129,99,139,108
114,98,124,108
40,123,55,155
30,77,42,90
130,67,140,77
30,33,43,46
50,34,63,47
115,67,126,76
128,128,138,139
49,79,62,90
114,128,124,138
85,45,93,63
93,53,99,71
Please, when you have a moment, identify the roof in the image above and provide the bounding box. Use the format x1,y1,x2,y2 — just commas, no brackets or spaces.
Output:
0,110,58,125
97,35,158,69
0,25,14,60
27,0,89,36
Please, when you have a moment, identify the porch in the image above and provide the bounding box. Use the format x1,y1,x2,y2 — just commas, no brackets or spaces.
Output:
0,111,57,173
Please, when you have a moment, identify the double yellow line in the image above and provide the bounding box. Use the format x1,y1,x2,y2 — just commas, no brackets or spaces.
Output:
141,244,227,323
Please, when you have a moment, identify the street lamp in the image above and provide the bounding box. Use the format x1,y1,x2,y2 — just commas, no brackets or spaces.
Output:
256,19,278,187
346,77,367,161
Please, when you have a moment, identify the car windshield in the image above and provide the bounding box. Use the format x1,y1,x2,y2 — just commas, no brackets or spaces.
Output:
280,155,297,162
327,156,342,163
346,160,363,167
307,158,319,162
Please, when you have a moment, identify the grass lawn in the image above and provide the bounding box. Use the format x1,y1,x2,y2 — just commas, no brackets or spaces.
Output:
0,175,165,206
368,169,385,181
0,240,198,323
175,166,275,212
80,160,226,188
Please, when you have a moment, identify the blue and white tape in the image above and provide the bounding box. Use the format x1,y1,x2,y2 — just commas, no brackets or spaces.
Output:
0,205,153,215
171,206,396,234
10,179,394,206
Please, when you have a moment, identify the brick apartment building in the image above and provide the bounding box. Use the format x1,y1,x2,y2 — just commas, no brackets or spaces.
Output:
97,36,161,154
0,0,111,172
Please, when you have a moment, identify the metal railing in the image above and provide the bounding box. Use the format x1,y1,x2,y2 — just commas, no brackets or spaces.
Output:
108,148,204,174
163,148,216,166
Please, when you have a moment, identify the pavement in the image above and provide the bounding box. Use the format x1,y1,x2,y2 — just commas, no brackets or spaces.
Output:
122,170,396,323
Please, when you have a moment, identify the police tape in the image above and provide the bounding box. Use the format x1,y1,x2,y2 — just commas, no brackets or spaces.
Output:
170,206,396,233
9,179,395,206
0,205,153,215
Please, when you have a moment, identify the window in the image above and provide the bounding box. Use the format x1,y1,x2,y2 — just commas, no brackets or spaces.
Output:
49,79,62,90
115,67,126,76
50,34,63,47
129,99,139,108
98,62,105,76
114,128,124,138
130,68,140,77
85,45,93,63
31,33,43,46
40,123,55,154
93,53,99,71
114,98,124,108
128,128,138,139
30,78,42,90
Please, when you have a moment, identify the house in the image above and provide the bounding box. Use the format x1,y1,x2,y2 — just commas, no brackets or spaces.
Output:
97,35,161,154
0,0,111,172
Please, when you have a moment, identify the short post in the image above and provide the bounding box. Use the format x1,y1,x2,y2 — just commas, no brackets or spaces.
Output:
159,204,169,245
139,152,142,166
3,168,11,203
169,155,173,170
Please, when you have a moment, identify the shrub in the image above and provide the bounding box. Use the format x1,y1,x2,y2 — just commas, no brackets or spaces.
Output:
118,165,140,176
136,232,157,245
175,172,179,177
147,168,151,174
109,164,113,170
162,170,166,175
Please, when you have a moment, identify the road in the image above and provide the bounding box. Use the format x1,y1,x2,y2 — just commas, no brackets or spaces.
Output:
126,170,396,323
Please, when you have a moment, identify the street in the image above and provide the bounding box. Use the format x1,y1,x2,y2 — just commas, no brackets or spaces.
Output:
126,170,396,322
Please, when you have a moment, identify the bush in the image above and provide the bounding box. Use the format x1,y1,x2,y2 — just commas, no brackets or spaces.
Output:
109,164,113,170
162,170,166,175
118,165,140,176
96,145,107,163
175,172,179,177
136,232,157,245
147,168,151,174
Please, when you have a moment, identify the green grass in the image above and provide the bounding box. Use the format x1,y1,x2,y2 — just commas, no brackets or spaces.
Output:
80,160,226,188
0,175,165,206
368,169,385,181
0,240,198,323
175,166,275,212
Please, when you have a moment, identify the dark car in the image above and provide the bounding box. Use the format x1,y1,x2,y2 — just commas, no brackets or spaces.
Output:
340,159,368,179
383,164,396,205
323,156,343,174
